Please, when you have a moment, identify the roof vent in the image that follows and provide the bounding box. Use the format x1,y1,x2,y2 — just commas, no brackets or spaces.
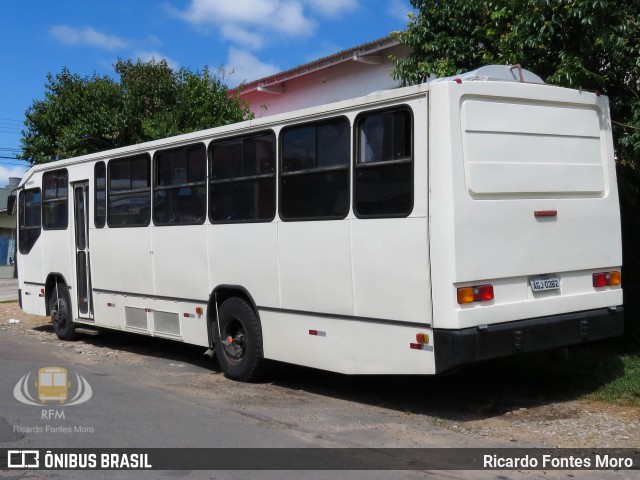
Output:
431,65,544,84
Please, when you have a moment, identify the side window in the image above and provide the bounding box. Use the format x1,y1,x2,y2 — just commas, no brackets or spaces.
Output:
209,132,276,223
355,108,413,217
154,144,206,225
42,169,68,229
95,161,106,228
108,154,151,227
18,189,42,254
280,118,349,220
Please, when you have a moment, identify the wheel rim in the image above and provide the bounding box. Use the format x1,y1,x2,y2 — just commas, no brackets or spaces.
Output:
52,298,67,329
221,316,246,365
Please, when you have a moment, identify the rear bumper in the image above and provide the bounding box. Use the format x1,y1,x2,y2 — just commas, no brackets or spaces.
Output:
433,306,624,374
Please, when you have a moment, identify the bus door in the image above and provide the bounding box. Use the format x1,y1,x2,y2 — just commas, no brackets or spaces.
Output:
73,182,93,319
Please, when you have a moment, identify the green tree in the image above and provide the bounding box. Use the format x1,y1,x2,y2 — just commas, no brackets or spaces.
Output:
393,0,640,167
20,59,251,164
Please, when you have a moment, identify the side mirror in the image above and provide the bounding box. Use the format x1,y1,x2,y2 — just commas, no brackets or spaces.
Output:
6,195,16,216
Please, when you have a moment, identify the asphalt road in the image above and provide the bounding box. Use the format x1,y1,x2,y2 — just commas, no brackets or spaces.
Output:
0,279,18,302
0,317,635,480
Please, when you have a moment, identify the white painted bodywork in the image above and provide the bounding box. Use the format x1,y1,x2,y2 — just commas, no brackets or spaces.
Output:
16,73,622,375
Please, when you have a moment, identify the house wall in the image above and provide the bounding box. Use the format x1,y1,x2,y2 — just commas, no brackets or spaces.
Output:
243,44,409,118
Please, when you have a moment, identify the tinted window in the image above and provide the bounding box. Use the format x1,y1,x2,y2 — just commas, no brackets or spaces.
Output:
355,108,413,217
108,154,151,227
95,162,106,228
18,189,41,254
154,144,206,225
42,170,68,229
280,118,349,220
210,132,276,223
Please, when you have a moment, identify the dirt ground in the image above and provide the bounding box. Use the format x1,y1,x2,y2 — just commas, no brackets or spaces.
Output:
1,301,638,450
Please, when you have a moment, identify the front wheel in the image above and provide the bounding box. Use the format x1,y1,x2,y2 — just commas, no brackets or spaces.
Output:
50,283,75,341
213,297,265,382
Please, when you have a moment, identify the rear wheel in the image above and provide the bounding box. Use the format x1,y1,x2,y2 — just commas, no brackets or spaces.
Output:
50,283,75,341
214,297,265,382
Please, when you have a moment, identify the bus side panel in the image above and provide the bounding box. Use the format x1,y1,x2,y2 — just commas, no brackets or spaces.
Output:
18,233,45,316
90,227,153,328
208,222,279,308
152,225,209,301
41,229,72,308
351,217,431,324
277,220,353,315
260,310,435,374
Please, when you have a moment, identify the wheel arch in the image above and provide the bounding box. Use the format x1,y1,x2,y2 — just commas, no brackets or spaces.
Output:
44,272,70,316
207,285,261,349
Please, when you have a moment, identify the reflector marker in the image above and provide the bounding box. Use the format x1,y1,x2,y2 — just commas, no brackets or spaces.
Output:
107,303,116,307
183,313,195,318
409,343,433,351
534,210,557,218
309,329,327,337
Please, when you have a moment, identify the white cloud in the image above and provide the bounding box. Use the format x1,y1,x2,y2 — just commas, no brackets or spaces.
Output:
49,25,128,50
225,47,280,86
386,0,412,23
220,25,264,50
134,51,180,70
303,0,359,17
0,166,27,190
175,0,316,44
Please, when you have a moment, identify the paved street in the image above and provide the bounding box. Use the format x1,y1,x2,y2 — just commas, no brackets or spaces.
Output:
0,304,637,479
0,278,18,302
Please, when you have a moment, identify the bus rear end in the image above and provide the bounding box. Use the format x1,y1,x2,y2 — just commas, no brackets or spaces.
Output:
428,79,623,373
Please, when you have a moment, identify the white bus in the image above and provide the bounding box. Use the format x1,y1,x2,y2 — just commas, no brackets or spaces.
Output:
14,66,623,381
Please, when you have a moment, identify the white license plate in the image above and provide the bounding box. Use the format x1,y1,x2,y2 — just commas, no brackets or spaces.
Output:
530,275,560,292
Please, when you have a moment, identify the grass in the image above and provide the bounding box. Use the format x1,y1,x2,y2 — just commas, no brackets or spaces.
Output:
586,354,640,405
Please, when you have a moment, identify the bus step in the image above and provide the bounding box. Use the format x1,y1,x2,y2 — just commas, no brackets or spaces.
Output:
75,327,100,336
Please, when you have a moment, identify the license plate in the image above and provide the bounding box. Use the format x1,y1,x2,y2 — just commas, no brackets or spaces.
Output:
530,275,560,292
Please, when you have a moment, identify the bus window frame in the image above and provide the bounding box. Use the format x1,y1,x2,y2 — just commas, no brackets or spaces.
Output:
353,105,414,219
208,130,277,225
42,169,69,231
18,187,42,255
107,153,152,228
279,116,351,222
153,142,207,227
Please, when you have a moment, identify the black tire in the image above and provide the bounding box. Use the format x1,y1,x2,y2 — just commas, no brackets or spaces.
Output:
213,297,265,382
50,283,76,341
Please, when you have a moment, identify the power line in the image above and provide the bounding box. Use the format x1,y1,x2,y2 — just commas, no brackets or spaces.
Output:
0,155,28,162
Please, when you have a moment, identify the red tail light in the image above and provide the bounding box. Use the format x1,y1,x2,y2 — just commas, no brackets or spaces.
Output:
457,284,494,304
593,271,621,288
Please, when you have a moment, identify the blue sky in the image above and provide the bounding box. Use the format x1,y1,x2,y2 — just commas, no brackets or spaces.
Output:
0,0,413,186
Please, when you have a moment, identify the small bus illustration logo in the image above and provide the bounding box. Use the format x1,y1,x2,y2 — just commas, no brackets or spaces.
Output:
13,366,92,406
36,367,70,404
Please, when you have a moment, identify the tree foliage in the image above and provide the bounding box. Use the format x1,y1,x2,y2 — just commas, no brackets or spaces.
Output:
393,0,640,166
21,59,251,164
